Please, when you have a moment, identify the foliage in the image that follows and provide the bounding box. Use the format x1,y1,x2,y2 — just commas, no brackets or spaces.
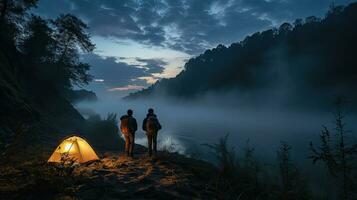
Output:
0,160,81,199
310,98,357,199
203,134,240,199
51,14,95,90
21,15,54,64
204,135,271,199
85,113,122,152
276,142,311,199
65,89,97,103
86,113,119,136
241,139,261,196
0,0,38,43
204,135,313,199
204,134,237,177
23,14,95,94
128,2,357,105
54,149,78,177
1,0,95,101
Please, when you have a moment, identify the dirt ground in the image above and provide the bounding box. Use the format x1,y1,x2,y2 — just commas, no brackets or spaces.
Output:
0,151,217,199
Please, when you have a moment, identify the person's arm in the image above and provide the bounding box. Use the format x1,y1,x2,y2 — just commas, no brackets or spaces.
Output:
159,122,162,130
142,118,147,131
157,119,162,130
133,118,138,132
119,115,124,132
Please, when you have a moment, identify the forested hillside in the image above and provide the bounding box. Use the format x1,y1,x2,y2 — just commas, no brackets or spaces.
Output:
0,0,100,156
127,3,357,106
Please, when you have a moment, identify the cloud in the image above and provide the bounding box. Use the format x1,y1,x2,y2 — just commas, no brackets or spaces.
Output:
135,58,167,74
94,79,104,82
137,76,158,85
82,53,146,88
35,0,352,55
82,53,167,89
107,85,146,92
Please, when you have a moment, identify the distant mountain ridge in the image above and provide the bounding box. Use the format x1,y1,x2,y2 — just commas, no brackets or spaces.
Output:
126,2,357,105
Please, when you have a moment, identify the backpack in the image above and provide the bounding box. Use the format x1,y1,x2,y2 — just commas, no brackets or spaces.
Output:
127,117,136,133
146,116,160,133
120,116,130,134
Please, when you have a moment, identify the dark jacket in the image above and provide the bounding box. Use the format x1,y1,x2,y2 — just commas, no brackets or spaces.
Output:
142,114,162,132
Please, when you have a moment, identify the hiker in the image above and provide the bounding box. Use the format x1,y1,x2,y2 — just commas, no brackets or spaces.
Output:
120,109,137,157
142,108,162,156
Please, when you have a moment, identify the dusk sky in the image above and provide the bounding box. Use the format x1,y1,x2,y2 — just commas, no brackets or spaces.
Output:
34,0,352,98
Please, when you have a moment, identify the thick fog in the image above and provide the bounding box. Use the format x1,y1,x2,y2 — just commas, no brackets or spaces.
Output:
76,92,357,164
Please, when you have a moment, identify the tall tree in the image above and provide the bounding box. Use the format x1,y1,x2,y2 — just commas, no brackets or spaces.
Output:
51,14,95,92
53,14,95,62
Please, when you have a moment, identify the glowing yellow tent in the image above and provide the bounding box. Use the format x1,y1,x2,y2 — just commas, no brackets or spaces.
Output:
48,136,99,163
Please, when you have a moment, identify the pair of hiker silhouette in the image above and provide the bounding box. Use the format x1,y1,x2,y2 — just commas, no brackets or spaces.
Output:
120,108,162,157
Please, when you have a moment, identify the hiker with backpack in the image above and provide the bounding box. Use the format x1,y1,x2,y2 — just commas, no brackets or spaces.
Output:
120,109,137,157
142,108,162,156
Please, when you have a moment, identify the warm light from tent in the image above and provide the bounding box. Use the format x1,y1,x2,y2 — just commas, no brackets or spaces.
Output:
48,136,99,163
64,142,73,152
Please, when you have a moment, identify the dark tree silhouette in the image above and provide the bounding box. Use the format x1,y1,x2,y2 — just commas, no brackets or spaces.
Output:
277,142,294,197
51,14,95,91
276,142,310,199
20,15,55,83
1,1,95,107
310,98,357,199
0,0,37,43
0,0,37,24
18,13,95,99
21,15,54,61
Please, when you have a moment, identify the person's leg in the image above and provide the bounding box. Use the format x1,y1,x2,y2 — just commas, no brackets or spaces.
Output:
153,132,157,155
124,134,130,156
147,133,153,156
129,133,135,157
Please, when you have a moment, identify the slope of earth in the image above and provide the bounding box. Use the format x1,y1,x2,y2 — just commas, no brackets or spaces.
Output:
0,151,217,200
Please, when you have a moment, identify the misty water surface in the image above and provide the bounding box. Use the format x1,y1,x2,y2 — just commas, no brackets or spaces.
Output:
76,95,357,164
